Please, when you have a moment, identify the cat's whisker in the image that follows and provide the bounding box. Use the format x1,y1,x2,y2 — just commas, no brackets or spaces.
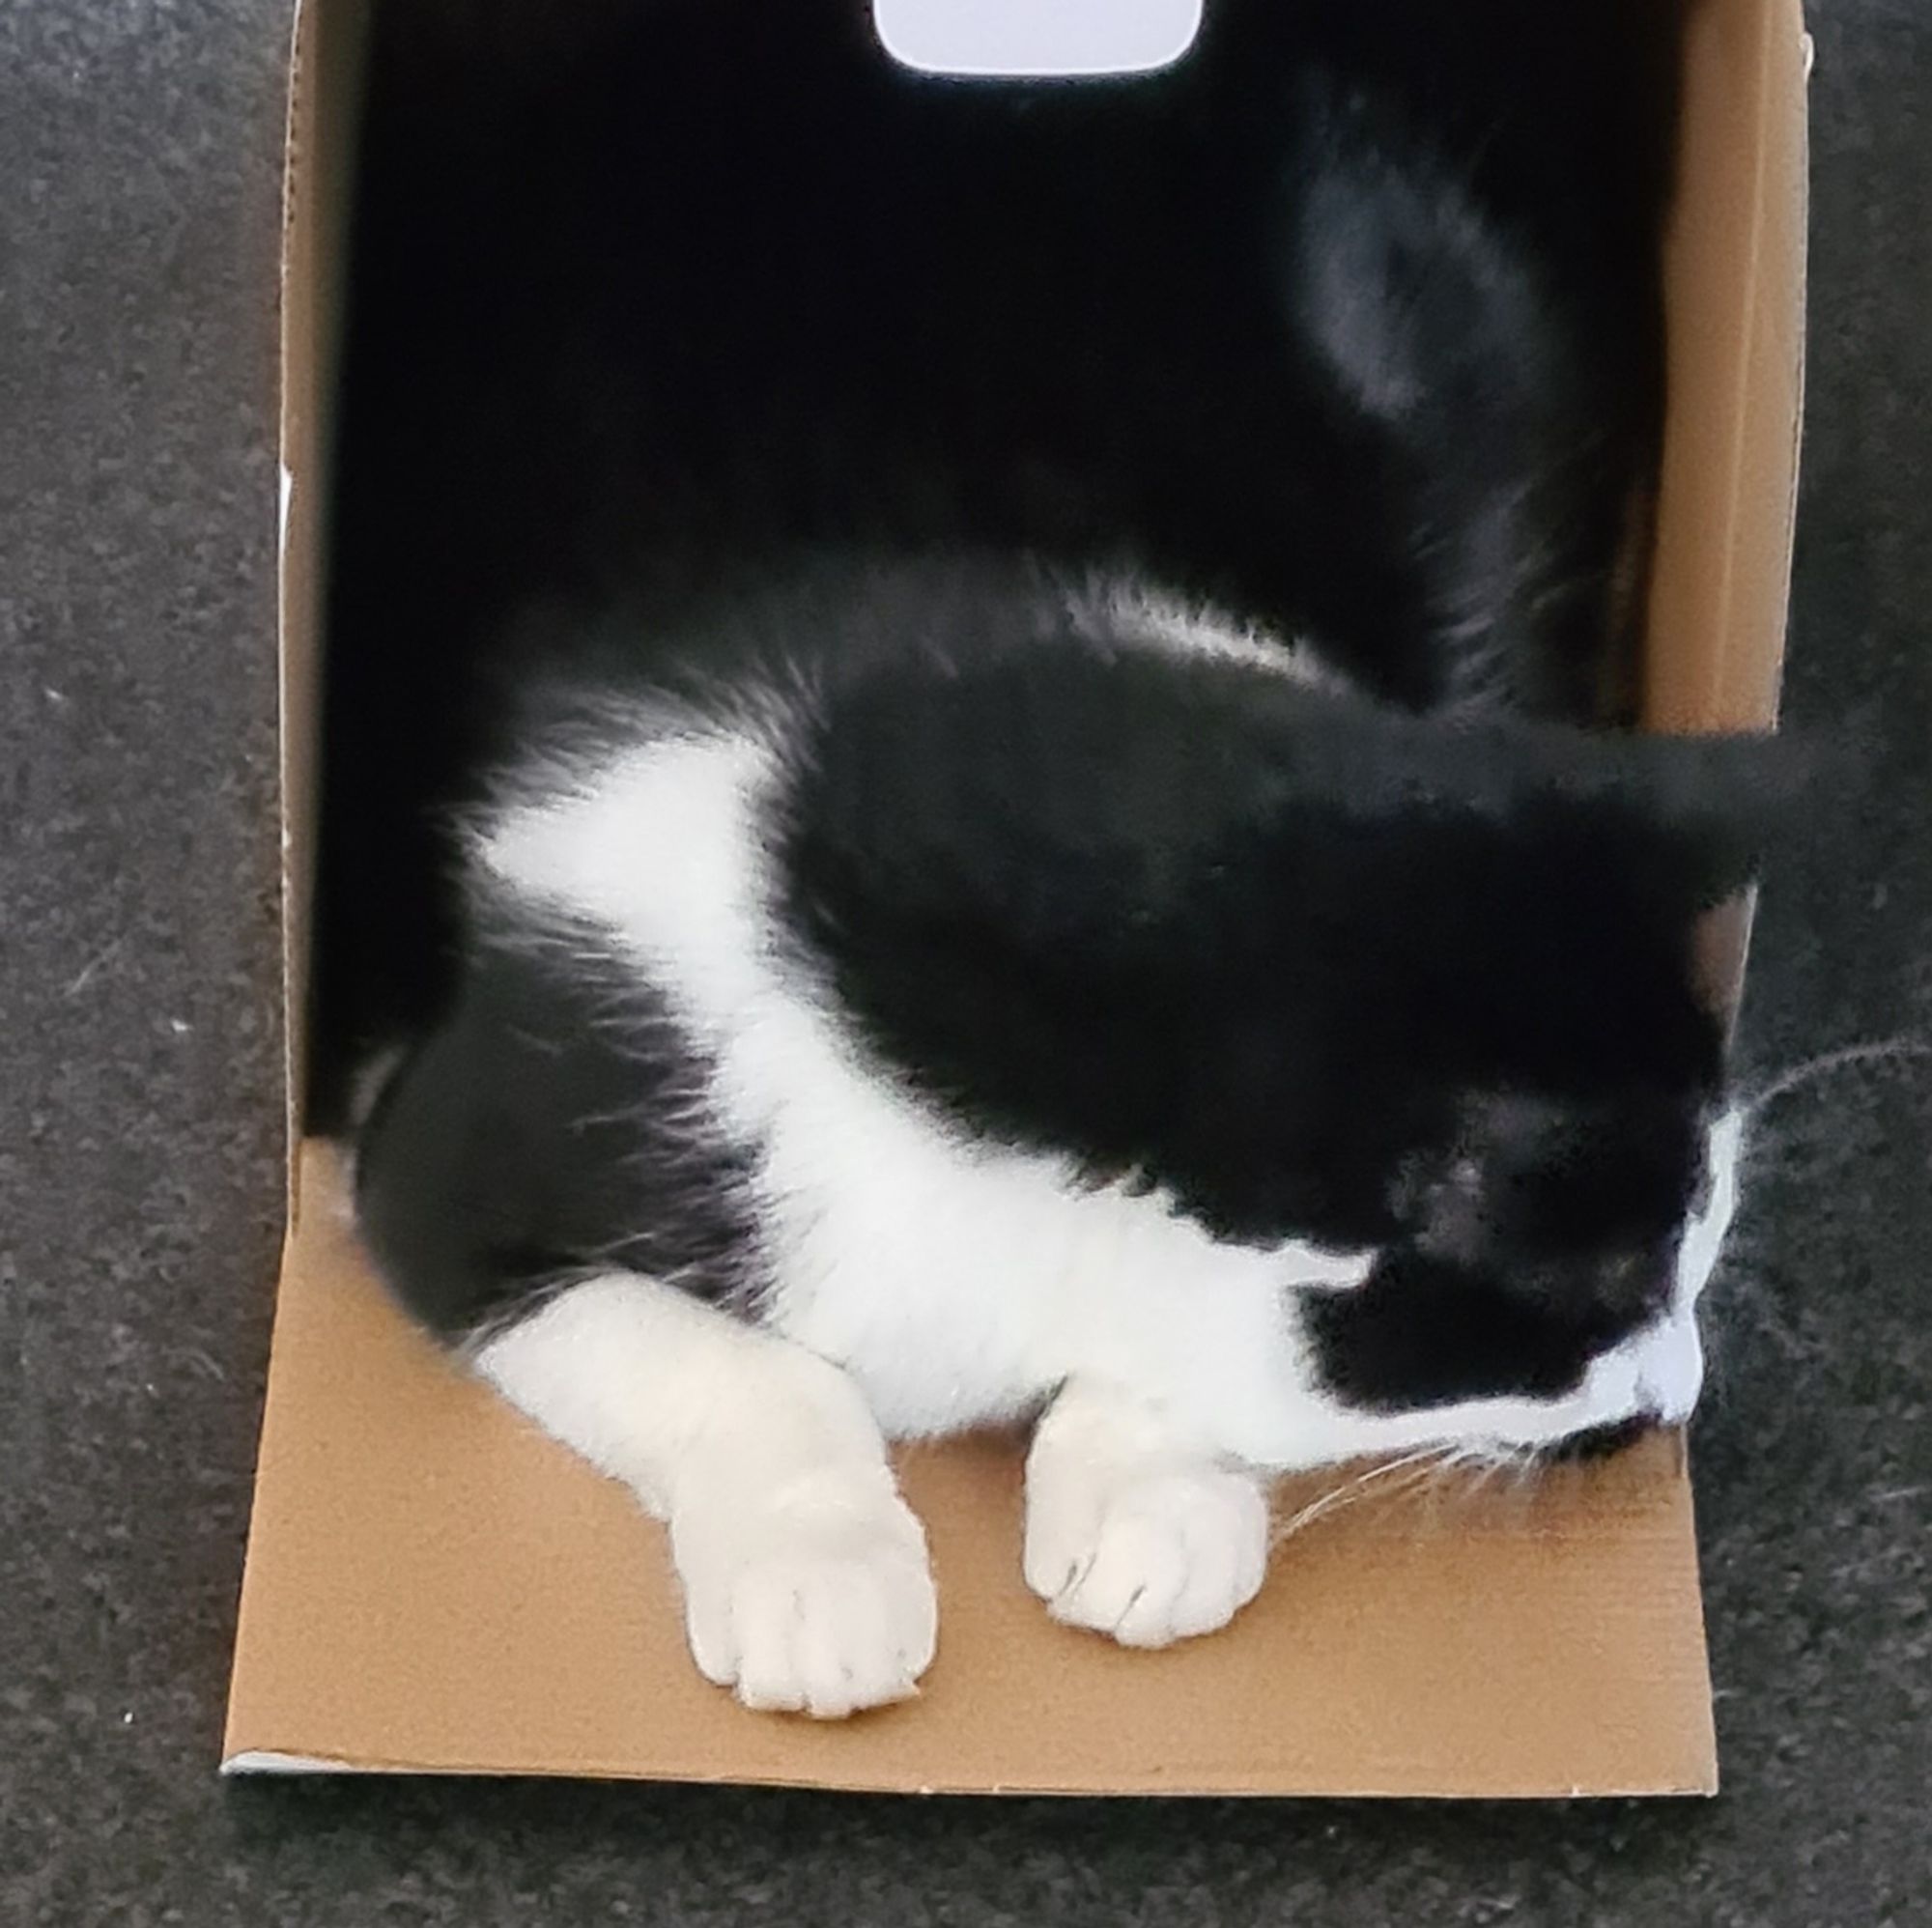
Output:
1463,1455,1511,1503
1364,1443,1533,1541
1272,1444,1461,1544
1418,1449,1499,1506
1739,1035,1930,1120
1378,1457,1463,1512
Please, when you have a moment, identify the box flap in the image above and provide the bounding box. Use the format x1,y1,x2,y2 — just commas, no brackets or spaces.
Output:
227,1151,1717,1796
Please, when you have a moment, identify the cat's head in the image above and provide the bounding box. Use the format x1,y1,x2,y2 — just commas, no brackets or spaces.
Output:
1158,708,1800,1463
787,622,1801,1466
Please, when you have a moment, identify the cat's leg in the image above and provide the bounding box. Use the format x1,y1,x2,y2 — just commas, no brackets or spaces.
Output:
1023,1377,1271,1648
353,939,935,1717
474,1277,936,1717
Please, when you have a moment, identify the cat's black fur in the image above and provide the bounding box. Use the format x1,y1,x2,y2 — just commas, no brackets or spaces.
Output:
355,922,768,1340
777,591,1755,1255
316,0,1679,1119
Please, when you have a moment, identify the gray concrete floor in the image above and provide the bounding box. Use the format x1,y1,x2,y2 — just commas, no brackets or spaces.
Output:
2,4,1927,1923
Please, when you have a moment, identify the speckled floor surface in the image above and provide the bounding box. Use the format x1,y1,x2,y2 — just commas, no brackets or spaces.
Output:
2,4,1927,1923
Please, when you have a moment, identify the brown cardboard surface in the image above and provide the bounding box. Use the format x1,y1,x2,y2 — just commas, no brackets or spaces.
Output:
226,0,1808,1794
1645,0,1808,742
227,1148,1716,1795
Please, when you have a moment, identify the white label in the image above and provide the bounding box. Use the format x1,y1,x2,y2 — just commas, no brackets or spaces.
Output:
873,0,1203,78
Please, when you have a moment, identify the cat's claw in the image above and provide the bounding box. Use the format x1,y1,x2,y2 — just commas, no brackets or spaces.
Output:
676,1491,938,1718
1024,1456,1269,1649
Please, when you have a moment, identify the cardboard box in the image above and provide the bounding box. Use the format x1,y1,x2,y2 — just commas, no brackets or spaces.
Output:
224,0,1808,1795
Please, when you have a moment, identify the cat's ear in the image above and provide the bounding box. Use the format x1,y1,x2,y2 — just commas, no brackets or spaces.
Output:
1265,697,1815,906
1546,725,1818,910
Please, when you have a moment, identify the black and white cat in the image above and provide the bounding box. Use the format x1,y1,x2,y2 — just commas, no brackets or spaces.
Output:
319,1,1778,1716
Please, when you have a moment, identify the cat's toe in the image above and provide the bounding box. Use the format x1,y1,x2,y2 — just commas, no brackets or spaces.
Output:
681,1499,937,1718
1026,1463,1268,1649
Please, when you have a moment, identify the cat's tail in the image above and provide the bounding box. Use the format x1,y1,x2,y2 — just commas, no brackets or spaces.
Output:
1274,69,1660,723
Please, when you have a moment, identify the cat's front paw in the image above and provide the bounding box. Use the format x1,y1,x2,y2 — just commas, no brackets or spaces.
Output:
674,1486,937,1718
1024,1455,1269,1649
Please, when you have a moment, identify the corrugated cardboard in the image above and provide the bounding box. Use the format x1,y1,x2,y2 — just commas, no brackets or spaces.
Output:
224,0,1809,1795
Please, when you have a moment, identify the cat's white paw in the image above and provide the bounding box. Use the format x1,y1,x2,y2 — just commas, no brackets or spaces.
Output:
674,1488,937,1718
1024,1456,1269,1649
